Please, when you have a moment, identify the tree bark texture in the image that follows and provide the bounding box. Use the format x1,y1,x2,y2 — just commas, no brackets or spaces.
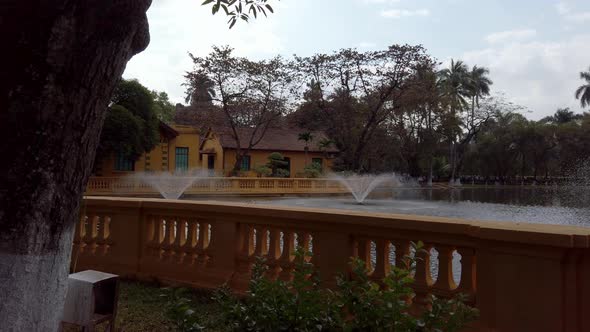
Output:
0,1,151,330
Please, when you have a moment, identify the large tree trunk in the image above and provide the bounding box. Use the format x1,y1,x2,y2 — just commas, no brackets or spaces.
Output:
0,1,151,330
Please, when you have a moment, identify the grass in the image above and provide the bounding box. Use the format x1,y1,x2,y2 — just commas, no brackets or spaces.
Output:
72,280,226,332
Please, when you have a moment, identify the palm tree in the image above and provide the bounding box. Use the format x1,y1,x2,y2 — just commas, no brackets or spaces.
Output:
468,65,493,126
438,59,471,183
438,59,471,116
184,72,216,105
298,132,314,165
575,67,590,108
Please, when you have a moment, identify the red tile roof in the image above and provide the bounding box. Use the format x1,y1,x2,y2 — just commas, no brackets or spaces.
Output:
214,127,338,153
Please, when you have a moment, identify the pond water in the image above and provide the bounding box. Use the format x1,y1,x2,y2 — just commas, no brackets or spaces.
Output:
193,186,590,227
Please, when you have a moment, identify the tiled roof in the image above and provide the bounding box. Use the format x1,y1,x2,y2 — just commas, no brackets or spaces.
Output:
159,121,179,139
214,127,338,153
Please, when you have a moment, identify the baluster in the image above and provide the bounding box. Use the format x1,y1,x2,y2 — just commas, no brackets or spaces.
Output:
161,218,175,261
235,224,254,272
278,231,295,281
147,216,163,258
84,216,99,254
266,228,282,279
433,245,457,297
355,238,372,271
195,221,211,266
74,216,87,253
254,226,269,257
371,239,391,281
413,243,434,312
171,219,187,263
183,219,198,265
293,231,311,268
392,240,411,269
456,247,476,303
96,216,112,255
296,231,311,260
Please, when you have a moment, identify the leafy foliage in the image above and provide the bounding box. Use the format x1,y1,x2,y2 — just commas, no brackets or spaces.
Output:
252,165,272,177
575,67,590,108
185,46,294,172
266,152,289,177
214,252,341,331
98,105,144,158
151,90,176,123
302,162,322,178
161,288,206,332
293,45,436,172
203,0,277,29
210,245,478,332
97,79,159,160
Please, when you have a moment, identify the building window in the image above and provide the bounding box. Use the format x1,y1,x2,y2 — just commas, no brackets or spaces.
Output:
175,147,189,171
114,152,134,171
240,155,251,171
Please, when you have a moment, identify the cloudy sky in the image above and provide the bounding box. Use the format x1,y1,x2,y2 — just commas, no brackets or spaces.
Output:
123,0,590,120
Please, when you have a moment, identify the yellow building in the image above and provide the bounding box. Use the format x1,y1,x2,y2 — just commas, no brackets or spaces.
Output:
93,122,200,176
199,127,338,177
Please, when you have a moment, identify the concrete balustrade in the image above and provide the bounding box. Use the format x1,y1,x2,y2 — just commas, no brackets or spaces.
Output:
85,177,347,196
74,197,590,332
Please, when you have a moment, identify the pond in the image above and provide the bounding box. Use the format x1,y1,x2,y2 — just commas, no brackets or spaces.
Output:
193,186,590,227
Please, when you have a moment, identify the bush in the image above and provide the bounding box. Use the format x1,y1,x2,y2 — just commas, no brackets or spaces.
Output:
161,288,205,332
210,244,478,332
252,165,272,177
337,245,478,331
267,152,290,178
214,252,341,331
303,163,323,178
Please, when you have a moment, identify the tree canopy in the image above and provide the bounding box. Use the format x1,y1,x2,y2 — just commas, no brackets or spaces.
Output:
98,78,160,159
183,46,294,173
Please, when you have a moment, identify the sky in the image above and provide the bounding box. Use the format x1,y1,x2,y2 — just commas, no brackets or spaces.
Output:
123,0,590,120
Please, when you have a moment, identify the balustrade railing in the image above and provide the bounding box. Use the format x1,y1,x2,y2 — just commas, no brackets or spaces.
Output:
85,177,347,195
74,197,590,332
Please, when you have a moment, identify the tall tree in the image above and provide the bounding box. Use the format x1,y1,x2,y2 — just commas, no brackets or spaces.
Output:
467,65,493,126
437,59,471,183
0,2,151,330
151,90,176,123
0,1,275,330
185,46,294,173
97,79,160,160
438,60,471,116
575,67,590,108
184,72,216,105
295,45,434,172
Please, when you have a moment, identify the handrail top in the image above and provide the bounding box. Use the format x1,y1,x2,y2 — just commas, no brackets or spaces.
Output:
83,196,590,249
87,176,337,181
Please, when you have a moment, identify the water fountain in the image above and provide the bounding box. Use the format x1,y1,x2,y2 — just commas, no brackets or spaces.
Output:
133,170,209,200
330,173,398,204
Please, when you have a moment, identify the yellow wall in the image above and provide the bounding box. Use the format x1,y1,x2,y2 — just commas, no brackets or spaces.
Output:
222,149,333,177
94,124,200,176
200,133,225,175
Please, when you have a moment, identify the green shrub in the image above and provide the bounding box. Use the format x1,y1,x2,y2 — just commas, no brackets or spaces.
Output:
274,168,290,178
214,252,341,331
337,242,478,331
303,163,323,178
252,165,272,177
168,245,478,332
267,152,290,178
160,288,205,332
